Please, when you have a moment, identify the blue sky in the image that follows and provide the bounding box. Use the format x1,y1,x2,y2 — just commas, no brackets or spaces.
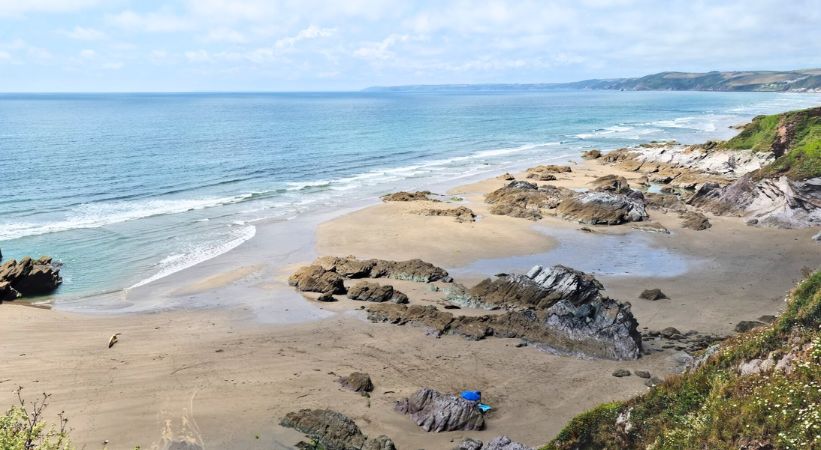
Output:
0,0,819,92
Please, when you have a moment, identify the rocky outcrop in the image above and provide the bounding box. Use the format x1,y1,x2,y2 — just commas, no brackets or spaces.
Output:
339,372,374,394
589,174,631,194
556,191,648,225
312,256,452,283
643,192,687,213
372,265,643,360
346,281,408,304
395,388,485,432
280,409,395,450
679,211,712,230
288,265,347,294
414,206,476,223
455,437,532,450
485,181,573,220
581,149,602,160
631,222,670,234
687,174,820,228
0,256,62,301
639,289,668,300
381,191,437,202
526,165,572,179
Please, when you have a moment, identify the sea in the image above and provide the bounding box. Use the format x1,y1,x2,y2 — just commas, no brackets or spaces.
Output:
2,90,820,305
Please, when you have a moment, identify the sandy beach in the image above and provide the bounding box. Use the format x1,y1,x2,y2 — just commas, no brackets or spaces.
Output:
2,156,819,449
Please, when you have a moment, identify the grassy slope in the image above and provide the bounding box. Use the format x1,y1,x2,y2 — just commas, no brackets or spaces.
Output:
543,271,821,450
721,107,821,180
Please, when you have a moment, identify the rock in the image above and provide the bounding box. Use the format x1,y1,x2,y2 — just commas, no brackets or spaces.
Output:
340,372,374,394
377,265,643,360
526,172,557,181
581,149,602,159
639,288,668,300
526,165,572,178
395,387,485,432
309,256,452,283
634,370,651,379
415,206,476,223
346,281,408,304
485,181,573,220
498,173,515,181
814,231,821,241
644,192,687,213
280,409,395,450
484,436,532,450
0,256,62,299
644,376,663,387
679,211,711,230
612,369,631,377
757,315,777,324
454,438,484,450
557,191,648,225
317,292,338,302
288,265,347,294
735,320,765,333
381,191,436,202
660,327,681,338
631,222,670,234
589,174,631,194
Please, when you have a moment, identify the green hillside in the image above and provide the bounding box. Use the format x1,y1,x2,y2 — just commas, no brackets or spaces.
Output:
543,271,821,450
722,107,821,180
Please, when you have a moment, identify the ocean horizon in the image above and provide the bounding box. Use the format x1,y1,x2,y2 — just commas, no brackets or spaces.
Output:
3,90,820,305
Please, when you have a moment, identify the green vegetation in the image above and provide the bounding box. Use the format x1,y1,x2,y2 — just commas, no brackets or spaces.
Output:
722,107,821,180
0,388,72,450
543,271,821,450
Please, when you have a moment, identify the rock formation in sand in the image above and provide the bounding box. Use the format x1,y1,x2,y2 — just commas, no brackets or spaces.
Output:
289,257,452,295
280,409,395,450
346,281,409,304
395,387,485,432
414,206,476,223
0,256,62,302
556,191,648,225
339,372,374,394
484,181,573,220
381,191,438,202
370,265,642,360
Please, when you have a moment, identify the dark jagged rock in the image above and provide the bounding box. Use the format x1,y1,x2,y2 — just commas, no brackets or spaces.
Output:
557,191,648,225
612,369,631,377
679,211,712,230
381,191,437,202
395,387,485,432
415,206,476,223
0,256,62,301
340,372,373,394
643,192,687,213
373,265,643,360
635,370,651,379
485,181,573,220
288,265,347,294
280,409,395,450
454,438,484,450
484,436,533,450
639,289,668,300
317,292,338,302
590,174,631,194
346,281,408,304
735,320,766,333
498,172,515,181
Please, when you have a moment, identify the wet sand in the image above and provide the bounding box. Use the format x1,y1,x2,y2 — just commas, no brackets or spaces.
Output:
2,158,819,449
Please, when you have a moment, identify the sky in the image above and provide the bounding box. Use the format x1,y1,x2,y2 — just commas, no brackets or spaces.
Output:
0,0,819,92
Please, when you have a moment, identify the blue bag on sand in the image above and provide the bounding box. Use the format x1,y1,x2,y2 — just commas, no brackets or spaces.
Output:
460,390,481,401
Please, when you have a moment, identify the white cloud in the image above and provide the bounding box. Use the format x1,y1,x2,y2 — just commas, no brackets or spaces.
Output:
204,27,247,44
65,26,106,41
0,0,99,17
107,10,193,33
354,34,413,60
79,49,96,59
0,50,10,62
275,25,335,49
185,49,212,63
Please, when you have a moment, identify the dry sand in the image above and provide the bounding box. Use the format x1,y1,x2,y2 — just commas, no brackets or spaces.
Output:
2,158,819,449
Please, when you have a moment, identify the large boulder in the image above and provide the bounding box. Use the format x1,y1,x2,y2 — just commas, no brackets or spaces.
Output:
313,256,451,283
590,174,631,194
381,191,436,202
0,256,62,299
679,211,712,230
557,191,648,225
280,409,395,450
339,372,374,394
485,181,573,220
372,265,643,360
395,388,485,432
288,265,347,294
346,281,408,304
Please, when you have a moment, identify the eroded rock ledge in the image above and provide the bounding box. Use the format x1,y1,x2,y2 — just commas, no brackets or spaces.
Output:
280,409,395,450
396,387,485,432
369,265,642,360
0,256,62,302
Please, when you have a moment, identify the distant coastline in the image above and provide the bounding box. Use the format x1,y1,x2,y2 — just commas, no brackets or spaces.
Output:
364,68,821,93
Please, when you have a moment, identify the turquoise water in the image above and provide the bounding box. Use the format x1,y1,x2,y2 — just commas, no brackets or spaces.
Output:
2,91,820,300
